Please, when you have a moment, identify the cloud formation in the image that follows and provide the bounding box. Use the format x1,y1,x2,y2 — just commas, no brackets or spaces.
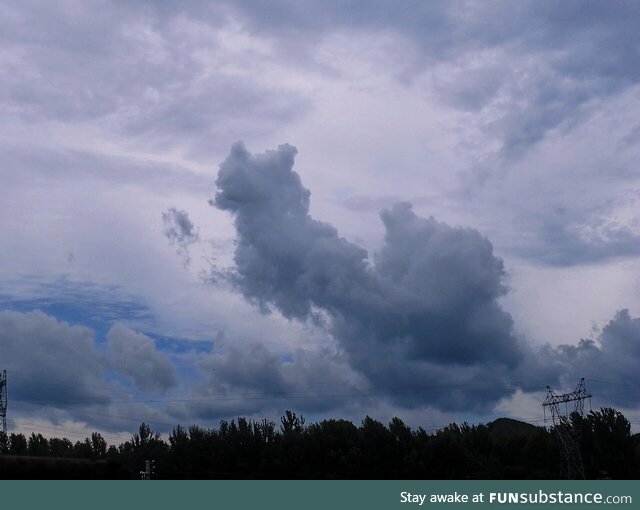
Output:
2,1,639,432
554,310,640,407
0,309,110,409
0,309,183,431
107,323,178,393
162,207,200,267
514,207,640,267
228,1,640,158
169,344,364,421
6,1,638,162
212,142,541,412
0,2,306,156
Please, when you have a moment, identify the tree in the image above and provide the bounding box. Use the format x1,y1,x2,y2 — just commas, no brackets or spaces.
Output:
583,408,637,478
49,437,74,457
132,423,161,448
27,433,49,456
389,417,412,444
120,423,168,478
0,431,7,454
280,411,305,435
91,432,108,458
74,438,93,458
9,433,27,455
360,416,397,477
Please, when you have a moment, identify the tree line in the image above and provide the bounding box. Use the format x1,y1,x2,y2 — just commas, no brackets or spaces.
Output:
0,408,638,479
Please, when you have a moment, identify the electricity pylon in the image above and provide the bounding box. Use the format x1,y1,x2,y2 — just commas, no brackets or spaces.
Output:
543,377,592,479
0,370,7,436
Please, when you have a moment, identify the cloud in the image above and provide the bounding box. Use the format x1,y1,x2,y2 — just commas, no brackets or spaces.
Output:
0,2,307,156
2,1,639,429
162,207,200,267
510,197,640,267
553,309,640,407
521,218,640,267
7,1,638,161
621,124,640,148
0,309,180,432
0,276,155,327
169,343,364,421
106,323,178,393
212,141,371,320
212,142,544,412
0,309,110,409
225,1,640,158
0,143,209,194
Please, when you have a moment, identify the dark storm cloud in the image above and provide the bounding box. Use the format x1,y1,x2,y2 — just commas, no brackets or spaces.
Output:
212,142,543,412
162,208,200,267
554,310,640,408
107,323,178,393
212,142,372,321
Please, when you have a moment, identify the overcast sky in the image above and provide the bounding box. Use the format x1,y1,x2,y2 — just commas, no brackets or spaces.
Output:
1,1,639,442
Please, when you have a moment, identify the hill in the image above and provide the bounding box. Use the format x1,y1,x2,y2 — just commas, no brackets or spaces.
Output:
487,417,541,438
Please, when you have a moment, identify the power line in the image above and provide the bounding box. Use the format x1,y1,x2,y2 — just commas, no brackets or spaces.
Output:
7,370,132,399
6,368,554,404
587,378,637,389
14,402,178,430
6,382,551,406
18,370,629,412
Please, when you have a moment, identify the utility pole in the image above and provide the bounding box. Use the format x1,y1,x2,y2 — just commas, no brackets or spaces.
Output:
140,459,156,480
0,370,7,436
542,377,592,480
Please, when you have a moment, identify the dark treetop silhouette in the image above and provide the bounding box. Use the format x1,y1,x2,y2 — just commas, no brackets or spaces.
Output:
0,408,637,479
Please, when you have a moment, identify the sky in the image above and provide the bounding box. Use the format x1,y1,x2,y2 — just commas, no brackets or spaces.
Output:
1,0,639,443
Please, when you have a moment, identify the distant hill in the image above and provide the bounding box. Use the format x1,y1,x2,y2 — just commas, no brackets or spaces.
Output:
487,417,541,439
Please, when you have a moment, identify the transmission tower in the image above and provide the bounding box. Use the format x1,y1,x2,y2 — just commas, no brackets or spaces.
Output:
0,370,7,436
542,377,592,480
